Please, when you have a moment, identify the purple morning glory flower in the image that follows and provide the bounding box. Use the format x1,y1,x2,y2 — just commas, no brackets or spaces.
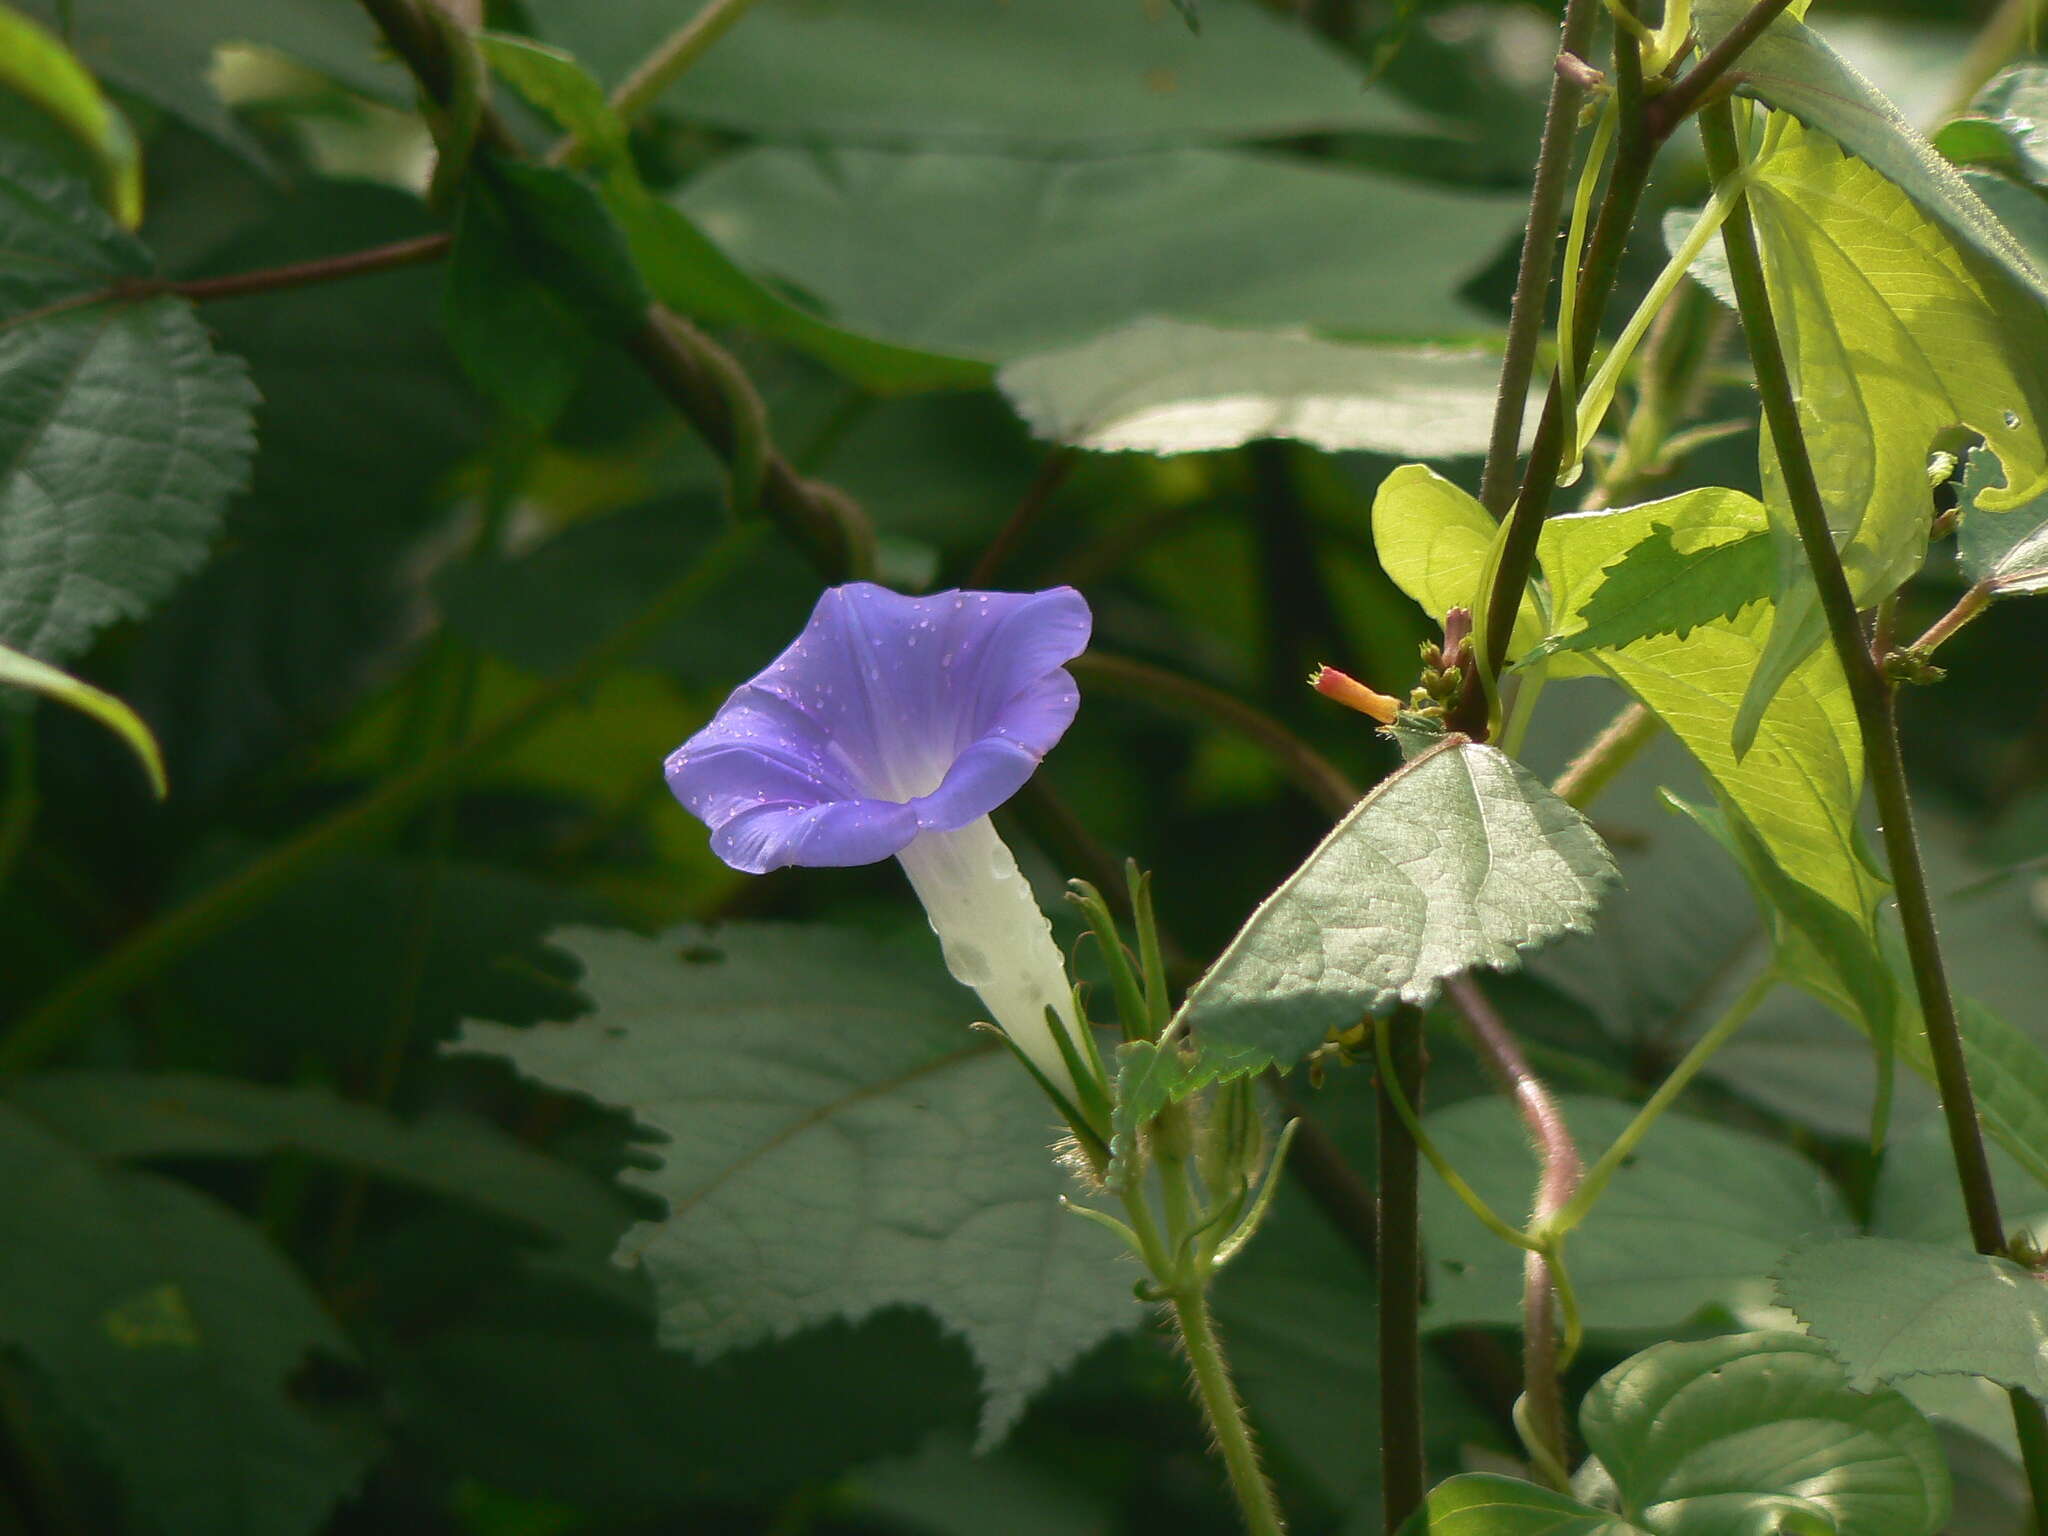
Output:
665,582,1095,1101
667,583,1090,874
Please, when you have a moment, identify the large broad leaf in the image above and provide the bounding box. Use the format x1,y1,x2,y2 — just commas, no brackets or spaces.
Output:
997,320,1517,458
527,0,1430,149
1777,1237,2048,1401
1871,1116,2048,1248
1176,738,1615,1079
451,924,1139,1446
679,147,1527,362
1581,1332,1950,1536
1369,463,1544,656
0,148,256,666
1418,1096,1853,1333
1694,0,2048,307
1727,122,2048,744
16,0,395,163
1406,1333,1949,1536
1536,491,1876,928
0,1103,368,1534
4,1071,634,1261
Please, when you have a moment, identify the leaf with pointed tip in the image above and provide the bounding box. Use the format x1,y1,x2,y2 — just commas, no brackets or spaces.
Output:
998,320,1519,458
451,924,1138,1447
1958,445,2048,595
1177,739,1615,1080
1531,525,1772,659
1777,1237,2048,1399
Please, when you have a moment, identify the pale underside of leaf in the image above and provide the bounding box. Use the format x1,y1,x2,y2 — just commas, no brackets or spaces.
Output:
1178,739,1615,1078
451,924,1139,1447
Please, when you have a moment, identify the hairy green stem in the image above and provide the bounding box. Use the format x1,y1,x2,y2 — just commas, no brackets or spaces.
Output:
1551,701,1659,809
1378,1012,1427,1534
1478,0,1605,515
1174,1283,1289,1536
608,0,769,127
1699,96,2048,1521
1,526,765,1070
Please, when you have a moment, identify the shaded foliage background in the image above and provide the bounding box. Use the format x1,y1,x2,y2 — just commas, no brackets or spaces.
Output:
2,1,2045,1533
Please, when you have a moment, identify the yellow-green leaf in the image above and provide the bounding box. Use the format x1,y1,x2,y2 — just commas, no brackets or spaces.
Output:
0,3,140,225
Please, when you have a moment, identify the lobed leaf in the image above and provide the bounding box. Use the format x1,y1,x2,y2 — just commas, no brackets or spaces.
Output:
1177,738,1614,1079
451,924,1140,1447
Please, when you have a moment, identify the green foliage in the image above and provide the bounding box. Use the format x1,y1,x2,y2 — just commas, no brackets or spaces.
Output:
1695,0,2048,306
1409,1334,1950,1535
1959,445,2048,596
0,1103,369,1534
0,642,164,795
1418,1096,1853,1332
1531,526,1772,657
1725,120,2048,742
453,924,1139,1445
1777,1237,2048,1400
526,0,1432,148
1178,739,1615,1078
1937,67,2048,185
998,319,1511,458
679,147,1527,361
0,145,256,667
1372,463,1544,654
0,3,138,224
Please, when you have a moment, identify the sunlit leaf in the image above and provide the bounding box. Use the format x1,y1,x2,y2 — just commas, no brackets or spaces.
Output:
1178,738,1615,1079
1370,463,1542,653
1531,525,1772,658
998,319,1516,458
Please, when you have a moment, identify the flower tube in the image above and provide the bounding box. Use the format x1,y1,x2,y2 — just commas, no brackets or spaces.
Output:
665,583,1093,1102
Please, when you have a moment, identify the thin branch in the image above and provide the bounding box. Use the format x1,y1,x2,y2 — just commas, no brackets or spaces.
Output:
1644,0,1800,141
1067,653,1361,818
1907,583,1993,658
968,449,1076,588
1479,0,1605,515
160,233,452,303
1551,701,1659,809
609,0,770,129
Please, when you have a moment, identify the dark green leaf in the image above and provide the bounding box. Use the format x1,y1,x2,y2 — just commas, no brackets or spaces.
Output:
0,147,256,667
452,924,1140,1445
1778,1237,2048,1400
679,147,1527,362
445,174,595,425
526,0,1431,149
5,1071,633,1260
470,160,649,339
1533,526,1772,658
998,319,1515,458
1177,739,1615,1079
1419,1097,1853,1332
1580,1331,1949,1536
0,1103,370,1533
